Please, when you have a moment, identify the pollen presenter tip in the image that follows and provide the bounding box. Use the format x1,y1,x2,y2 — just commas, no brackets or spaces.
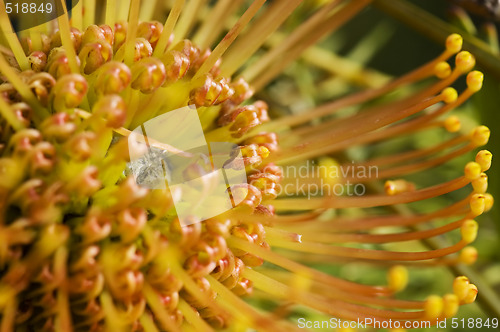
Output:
460,220,479,244
464,161,482,180
424,295,444,319
387,265,408,292
459,246,478,265
466,71,484,92
475,150,492,171
471,126,490,147
446,34,463,54
444,115,461,132
434,61,451,79
441,87,458,104
455,51,476,73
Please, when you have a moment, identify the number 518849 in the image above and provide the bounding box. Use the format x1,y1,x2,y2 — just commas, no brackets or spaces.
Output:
5,2,53,14
450,317,499,329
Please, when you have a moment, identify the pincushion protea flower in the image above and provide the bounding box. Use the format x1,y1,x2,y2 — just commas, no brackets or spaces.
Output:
0,0,494,331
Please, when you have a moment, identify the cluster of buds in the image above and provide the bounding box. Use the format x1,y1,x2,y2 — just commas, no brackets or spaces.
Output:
0,10,286,329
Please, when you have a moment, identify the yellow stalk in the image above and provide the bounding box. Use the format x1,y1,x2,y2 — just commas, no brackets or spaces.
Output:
0,297,16,332
54,247,73,332
167,251,215,307
29,25,43,52
205,275,293,332
0,96,25,131
143,282,182,332
192,0,244,49
124,0,141,66
178,299,214,332
128,88,169,127
172,0,206,45
0,53,48,121
139,0,158,21
153,0,185,57
57,0,80,73
123,88,141,127
179,324,199,332
83,0,96,29
0,1,29,70
105,0,117,27
118,0,132,22
139,314,160,332
71,0,83,31
192,0,267,81
100,292,126,332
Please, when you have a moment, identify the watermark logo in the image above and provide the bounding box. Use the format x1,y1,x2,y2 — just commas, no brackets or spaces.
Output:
127,105,248,226
252,161,377,199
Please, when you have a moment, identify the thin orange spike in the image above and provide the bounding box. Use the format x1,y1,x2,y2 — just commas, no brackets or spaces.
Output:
192,0,267,80
220,0,304,77
192,0,244,49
